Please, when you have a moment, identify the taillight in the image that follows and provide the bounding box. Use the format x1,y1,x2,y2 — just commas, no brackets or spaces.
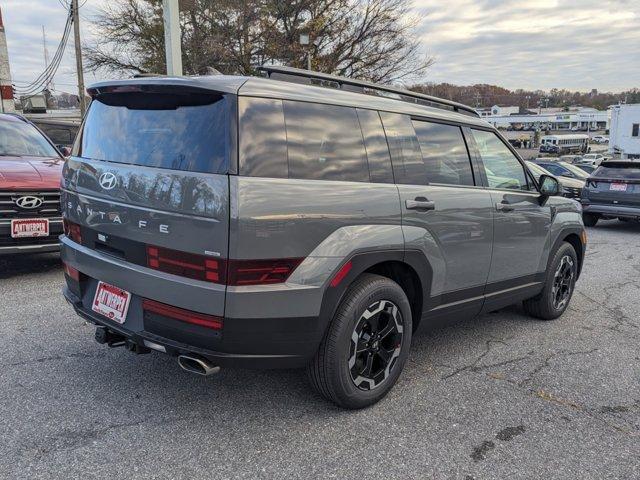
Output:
146,245,223,283
63,219,82,244
227,258,303,286
146,245,301,286
142,299,223,330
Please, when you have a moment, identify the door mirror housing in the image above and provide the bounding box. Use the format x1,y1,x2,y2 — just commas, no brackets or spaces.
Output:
60,146,72,157
539,174,561,197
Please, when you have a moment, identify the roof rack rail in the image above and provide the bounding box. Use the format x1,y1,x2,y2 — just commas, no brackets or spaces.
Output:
257,65,479,117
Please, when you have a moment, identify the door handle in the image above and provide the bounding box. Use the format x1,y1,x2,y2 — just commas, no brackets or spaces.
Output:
405,198,435,211
495,202,514,212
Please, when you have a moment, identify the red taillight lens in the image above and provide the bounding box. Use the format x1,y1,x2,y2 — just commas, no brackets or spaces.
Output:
63,219,82,244
227,258,303,286
146,245,223,284
142,299,223,330
62,261,80,281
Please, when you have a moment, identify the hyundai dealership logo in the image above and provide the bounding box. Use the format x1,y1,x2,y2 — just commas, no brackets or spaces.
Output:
99,172,118,190
15,195,43,209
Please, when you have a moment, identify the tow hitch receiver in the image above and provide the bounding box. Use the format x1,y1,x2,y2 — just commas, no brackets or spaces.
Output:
95,326,126,347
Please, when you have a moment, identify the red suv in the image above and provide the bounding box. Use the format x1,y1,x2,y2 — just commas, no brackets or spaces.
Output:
0,114,64,254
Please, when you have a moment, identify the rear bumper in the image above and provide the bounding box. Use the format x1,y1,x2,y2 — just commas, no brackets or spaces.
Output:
581,203,640,219
64,287,320,368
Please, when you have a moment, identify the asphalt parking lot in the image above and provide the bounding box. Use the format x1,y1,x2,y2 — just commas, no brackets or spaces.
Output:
1,222,639,480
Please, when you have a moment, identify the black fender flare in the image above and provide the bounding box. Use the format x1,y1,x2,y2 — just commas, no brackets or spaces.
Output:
548,226,586,277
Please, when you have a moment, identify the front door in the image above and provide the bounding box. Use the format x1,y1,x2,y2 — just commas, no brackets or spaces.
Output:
468,128,551,286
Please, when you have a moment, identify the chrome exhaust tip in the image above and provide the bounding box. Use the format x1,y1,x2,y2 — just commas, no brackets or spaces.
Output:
178,355,220,376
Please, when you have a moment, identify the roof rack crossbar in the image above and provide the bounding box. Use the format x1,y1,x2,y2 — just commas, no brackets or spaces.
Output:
257,65,479,117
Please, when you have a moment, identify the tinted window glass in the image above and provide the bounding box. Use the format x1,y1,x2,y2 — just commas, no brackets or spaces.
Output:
472,129,528,190
283,101,368,182
239,97,288,178
412,121,474,186
537,162,567,177
78,92,229,174
594,164,640,179
356,108,393,183
379,112,425,185
0,119,58,157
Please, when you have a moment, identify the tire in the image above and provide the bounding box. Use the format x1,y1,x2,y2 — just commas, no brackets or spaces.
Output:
523,242,578,320
307,273,412,409
582,213,599,227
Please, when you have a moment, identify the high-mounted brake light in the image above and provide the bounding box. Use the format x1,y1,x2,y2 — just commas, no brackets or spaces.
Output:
63,219,82,244
142,299,223,330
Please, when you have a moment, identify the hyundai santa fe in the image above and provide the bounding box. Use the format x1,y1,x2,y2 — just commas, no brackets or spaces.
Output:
61,67,586,408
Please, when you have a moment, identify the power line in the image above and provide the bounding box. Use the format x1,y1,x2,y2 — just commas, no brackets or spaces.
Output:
14,5,73,97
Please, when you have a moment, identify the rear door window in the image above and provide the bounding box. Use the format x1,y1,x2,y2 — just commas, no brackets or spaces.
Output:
239,97,288,178
412,120,474,186
471,129,529,191
77,92,230,174
380,112,426,185
356,108,393,183
283,101,369,182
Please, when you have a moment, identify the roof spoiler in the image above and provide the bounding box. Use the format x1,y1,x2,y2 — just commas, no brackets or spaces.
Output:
257,65,479,118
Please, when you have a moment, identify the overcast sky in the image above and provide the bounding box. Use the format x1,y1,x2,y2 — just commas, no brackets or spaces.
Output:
3,0,639,96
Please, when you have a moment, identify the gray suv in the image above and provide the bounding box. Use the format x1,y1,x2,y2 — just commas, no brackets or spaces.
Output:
61,67,586,408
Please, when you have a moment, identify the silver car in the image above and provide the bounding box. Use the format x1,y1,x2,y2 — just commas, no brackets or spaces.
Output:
61,67,586,408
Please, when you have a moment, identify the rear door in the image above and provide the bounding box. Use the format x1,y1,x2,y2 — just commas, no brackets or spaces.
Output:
380,112,494,315
62,87,232,316
468,128,551,286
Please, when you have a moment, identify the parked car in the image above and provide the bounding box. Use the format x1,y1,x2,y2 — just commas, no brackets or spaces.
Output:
581,161,640,226
533,159,590,181
579,153,607,166
31,119,79,152
575,164,597,175
0,114,64,254
591,135,609,144
60,68,586,408
559,154,583,164
526,161,585,199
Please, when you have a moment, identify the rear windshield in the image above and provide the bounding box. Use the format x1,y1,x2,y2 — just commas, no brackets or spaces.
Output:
75,92,230,174
593,164,640,180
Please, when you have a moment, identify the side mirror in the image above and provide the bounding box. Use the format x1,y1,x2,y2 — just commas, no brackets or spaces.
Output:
539,174,561,197
60,146,72,157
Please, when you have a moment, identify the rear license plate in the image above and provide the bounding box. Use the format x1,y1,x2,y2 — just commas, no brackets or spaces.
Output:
92,281,131,324
610,183,627,191
11,218,49,238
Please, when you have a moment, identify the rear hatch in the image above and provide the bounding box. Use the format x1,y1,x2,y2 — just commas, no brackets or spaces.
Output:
62,84,234,321
582,161,640,207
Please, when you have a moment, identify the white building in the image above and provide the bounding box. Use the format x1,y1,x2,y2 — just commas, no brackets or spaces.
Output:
476,105,519,118
609,104,640,159
485,106,609,131
0,7,15,113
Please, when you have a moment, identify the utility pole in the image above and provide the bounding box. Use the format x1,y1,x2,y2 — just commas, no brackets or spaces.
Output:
71,0,86,116
42,26,54,92
163,0,182,76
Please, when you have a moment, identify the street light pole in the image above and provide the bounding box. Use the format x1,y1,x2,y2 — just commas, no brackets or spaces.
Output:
71,0,86,116
163,0,182,76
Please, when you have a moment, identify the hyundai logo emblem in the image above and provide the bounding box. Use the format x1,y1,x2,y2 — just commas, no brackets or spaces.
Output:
99,172,118,190
15,195,43,209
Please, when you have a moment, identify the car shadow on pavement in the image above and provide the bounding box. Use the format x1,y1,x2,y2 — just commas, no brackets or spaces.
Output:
0,253,61,279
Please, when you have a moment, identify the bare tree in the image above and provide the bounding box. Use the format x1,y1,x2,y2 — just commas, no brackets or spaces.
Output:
85,0,433,84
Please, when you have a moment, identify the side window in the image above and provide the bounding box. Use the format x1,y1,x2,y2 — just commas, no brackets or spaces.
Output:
471,129,529,191
239,97,288,178
356,108,393,183
283,101,368,182
412,120,474,186
379,112,426,185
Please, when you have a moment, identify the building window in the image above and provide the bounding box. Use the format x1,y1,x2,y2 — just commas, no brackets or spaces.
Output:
632,123,639,137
